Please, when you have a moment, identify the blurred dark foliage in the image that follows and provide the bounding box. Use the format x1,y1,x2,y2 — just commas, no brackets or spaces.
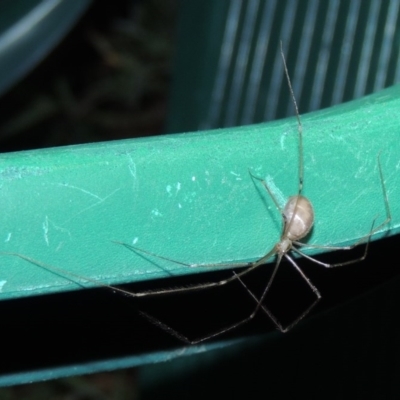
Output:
0,0,177,152
2,369,139,400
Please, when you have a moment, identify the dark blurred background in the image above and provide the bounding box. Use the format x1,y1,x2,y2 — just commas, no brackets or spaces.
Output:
0,0,176,153
2,0,400,398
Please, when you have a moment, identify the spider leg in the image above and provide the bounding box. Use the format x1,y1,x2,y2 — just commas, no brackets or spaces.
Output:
112,242,278,296
234,253,321,332
134,251,283,344
292,215,386,269
292,150,391,268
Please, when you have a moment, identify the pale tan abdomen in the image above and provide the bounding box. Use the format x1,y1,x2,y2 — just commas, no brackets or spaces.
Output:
283,195,314,241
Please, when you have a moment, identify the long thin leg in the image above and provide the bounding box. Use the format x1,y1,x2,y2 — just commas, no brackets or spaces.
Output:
138,254,286,344
290,218,376,268
139,304,259,345
122,245,278,297
143,256,318,341
0,246,278,298
248,170,284,213
1,249,282,344
280,41,304,196
195,255,288,342
292,150,391,267
248,45,304,218
249,44,305,239
113,241,255,270
235,253,321,332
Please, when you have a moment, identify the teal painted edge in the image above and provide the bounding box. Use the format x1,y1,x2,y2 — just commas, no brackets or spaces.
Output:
0,84,399,300
0,337,248,387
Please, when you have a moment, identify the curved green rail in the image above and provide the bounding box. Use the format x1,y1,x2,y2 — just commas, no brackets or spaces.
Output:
0,83,398,299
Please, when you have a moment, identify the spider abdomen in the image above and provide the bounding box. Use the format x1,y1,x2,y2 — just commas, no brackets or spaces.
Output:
283,195,314,241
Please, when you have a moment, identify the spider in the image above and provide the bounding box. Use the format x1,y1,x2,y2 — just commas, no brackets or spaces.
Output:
108,44,391,342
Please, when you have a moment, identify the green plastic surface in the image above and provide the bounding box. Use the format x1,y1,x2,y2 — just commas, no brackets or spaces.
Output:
0,83,398,300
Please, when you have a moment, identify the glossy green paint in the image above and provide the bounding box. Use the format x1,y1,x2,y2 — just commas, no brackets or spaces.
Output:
0,84,398,300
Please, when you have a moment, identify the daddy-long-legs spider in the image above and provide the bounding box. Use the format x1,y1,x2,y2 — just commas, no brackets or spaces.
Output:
104,43,391,342
1,43,391,344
